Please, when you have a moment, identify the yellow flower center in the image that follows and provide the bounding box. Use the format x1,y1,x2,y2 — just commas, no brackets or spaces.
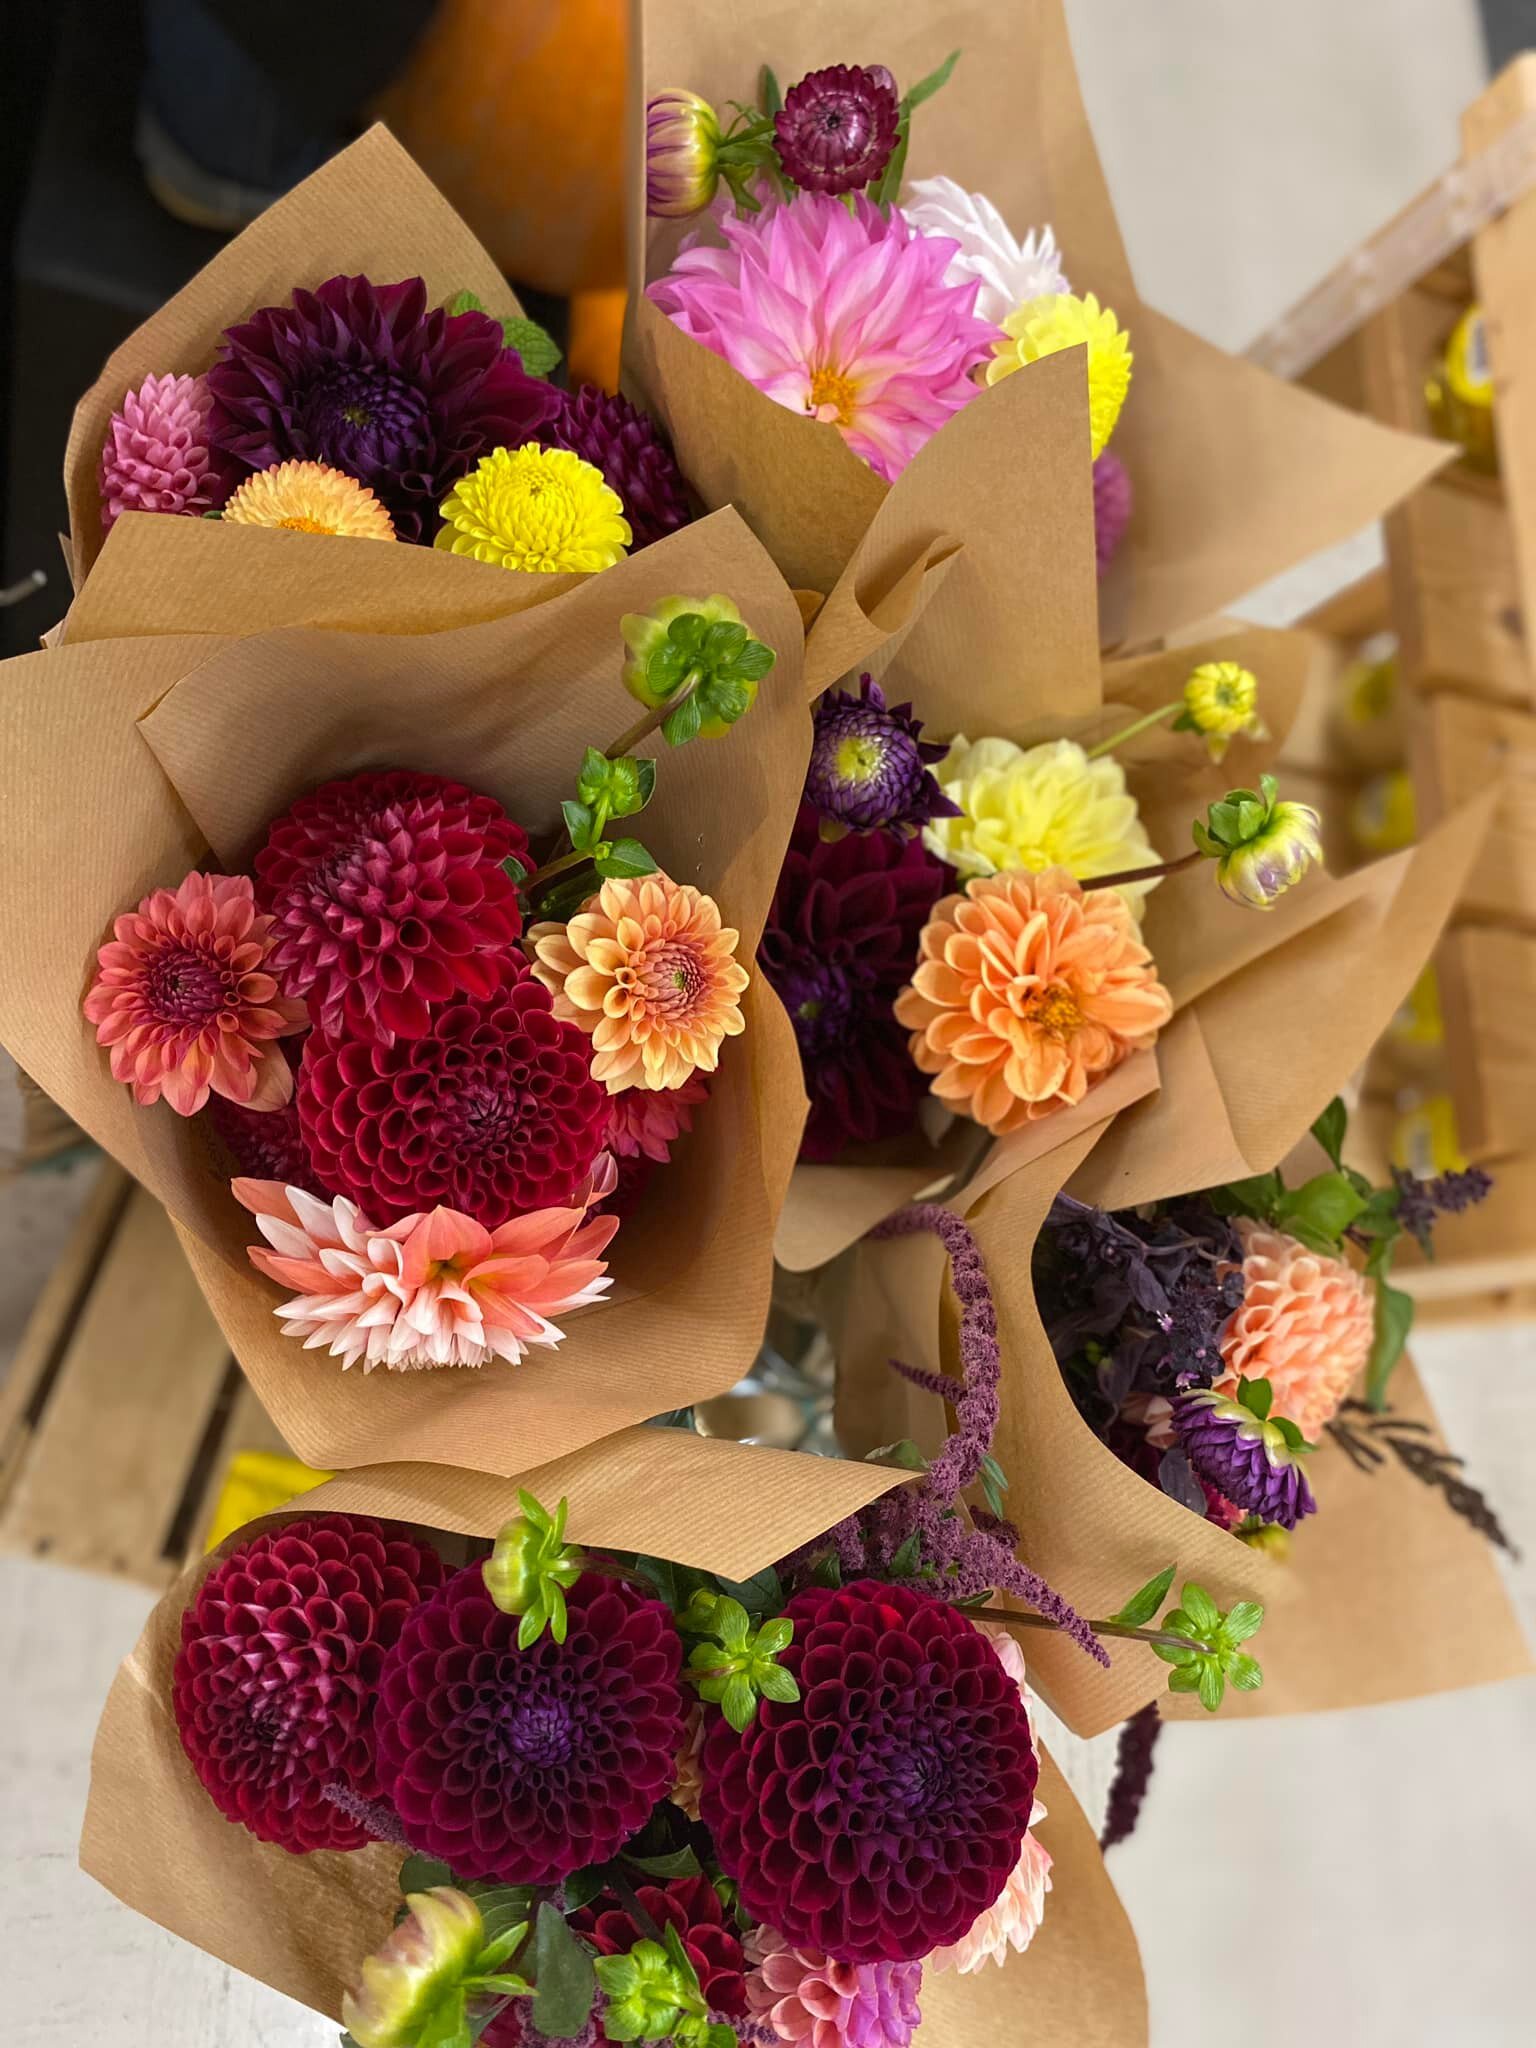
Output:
1023,982,1082,1038
808,365,861,428
278,515,337,535
835,734,885,785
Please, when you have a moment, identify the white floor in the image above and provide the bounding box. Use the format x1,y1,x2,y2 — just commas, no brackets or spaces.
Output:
7,5,1534,2044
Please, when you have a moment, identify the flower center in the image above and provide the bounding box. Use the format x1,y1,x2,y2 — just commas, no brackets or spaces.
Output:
638,940,707,1018
278,515,336,534
807,365,861,428
780,963,854,1058
302,366,428,473
834,733,886,786
144,944,236,1025
1023,981,1082,1037
500,1689,578,1768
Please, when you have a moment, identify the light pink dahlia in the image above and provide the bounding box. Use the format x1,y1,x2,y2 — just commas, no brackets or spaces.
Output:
647,193,1000,482
604,1074,709,1164
1214,1216,1375,1440
83,872,306,1116
746,1928,921,2048
232,1158,618,1372
99,372,229,531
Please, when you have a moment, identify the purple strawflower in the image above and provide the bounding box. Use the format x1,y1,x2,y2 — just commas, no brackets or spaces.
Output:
1093,450,1133,576
774,64,901,195
538,383,692,550
1391,1163,1494,1254
805,674,961,836
1173,1389,1316,1531
207,274,557,543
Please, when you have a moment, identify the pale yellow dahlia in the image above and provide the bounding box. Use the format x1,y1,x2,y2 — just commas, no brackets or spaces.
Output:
923,735,1160,918
435,444,630,573
223,459,396,539
985,291,1133,457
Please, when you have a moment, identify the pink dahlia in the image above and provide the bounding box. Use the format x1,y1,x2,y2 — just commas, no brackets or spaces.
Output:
746,1928,921,2048
233,1163,618,1371
99,371,230,531
603,1073,709,1164
83,871,307,1116
647,193,999,482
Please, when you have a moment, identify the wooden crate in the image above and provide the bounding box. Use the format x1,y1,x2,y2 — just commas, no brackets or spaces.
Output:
1411,692,1536,929
1436,926,1536,1157
1386,482,1527,705
0,1162,308,1584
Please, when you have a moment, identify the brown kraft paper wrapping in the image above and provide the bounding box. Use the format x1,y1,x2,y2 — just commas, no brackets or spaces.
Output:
80,1461,1147,2046
625,0,1449,656
0,509,822,1477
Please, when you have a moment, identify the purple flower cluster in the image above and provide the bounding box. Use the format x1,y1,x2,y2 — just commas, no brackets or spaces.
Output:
1391,1164,1494,1253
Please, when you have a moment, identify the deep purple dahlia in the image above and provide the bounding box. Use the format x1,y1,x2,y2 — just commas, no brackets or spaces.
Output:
206,274,557,542
1173,1389,1317,1531
538,384,691,550
805,675,960,836
759,803,949,1161
774,64,901,196
699,1579,1038,1964
372,1564,686,1884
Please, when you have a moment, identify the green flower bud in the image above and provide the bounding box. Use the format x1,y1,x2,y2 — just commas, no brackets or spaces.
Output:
1192,773,1322,909
619,595,776,743
684,1595,798,1732
482,1492,585,1649
342,1889,484,2048
1151,1580,1266,1713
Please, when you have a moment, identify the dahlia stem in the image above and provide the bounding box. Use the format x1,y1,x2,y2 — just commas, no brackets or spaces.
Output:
1083,847,1203,892
603,669,703,760
1084,702,1179,760
607,1868,665,1946
976,1606,1213,1657
524,845,593,892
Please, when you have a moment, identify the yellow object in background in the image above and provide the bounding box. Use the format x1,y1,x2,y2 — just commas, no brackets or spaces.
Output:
1350,769,1416,855
1387,964,1445,1049
1425,303,1498,474
204,1450,333,1553
1392,1095,1467,1179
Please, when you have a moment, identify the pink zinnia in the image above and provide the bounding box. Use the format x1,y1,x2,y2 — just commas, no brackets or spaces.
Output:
83,872,306,1116
604,1074,709,1164
647,193,1000,482
233,1160,618,1372
99,371,229,531
746,1928,921,2048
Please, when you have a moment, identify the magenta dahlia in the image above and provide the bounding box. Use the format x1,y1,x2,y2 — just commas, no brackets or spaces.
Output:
206,274,557,543
171,1514,446,1852
699,1579,1037,1963
297,977,608,1227
574,1875,748,2018
539,384,691,550
1093,450,1133,577
372,1564,687,1884
254,770,528,1045
99,371,231,531
774,64,901,196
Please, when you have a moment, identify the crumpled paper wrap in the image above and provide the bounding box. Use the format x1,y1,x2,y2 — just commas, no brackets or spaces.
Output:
81,1455,1148,2046
0,508,828,1478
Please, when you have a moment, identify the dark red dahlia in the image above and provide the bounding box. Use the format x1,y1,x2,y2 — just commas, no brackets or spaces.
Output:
573,1876,747,2018
774,64,901,195
207,274,558,543
172,1514,446,1852
373,1564,687,1884
699,1579,1037,1963
206,1038,324,1193
254,770,528,1046
297,977,607,1227
759,802,949,1161
539,384,691,551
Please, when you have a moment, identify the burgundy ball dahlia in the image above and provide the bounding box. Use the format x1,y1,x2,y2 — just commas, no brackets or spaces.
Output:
699,1579,1038,1963
172,1514,446,1852
805,675,960,837
373,1565,687,1884
297,977,607,1227
573,1875,748,2018
539,384,691,551
774,64,901,195
1173,1389,1317,1531
207,274,557,543
759,803,949,1161
254,770,528,1046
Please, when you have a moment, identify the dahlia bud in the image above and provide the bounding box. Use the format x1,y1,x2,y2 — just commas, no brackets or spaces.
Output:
1149,1580,1267,1715
594,1931,717,2047
619,594,776,744
1237,1519,1292,1561
482,1491,585,1649
1174,660,1268,764
342,1888,485,2048
646,88,723,217
1192,774,1323,909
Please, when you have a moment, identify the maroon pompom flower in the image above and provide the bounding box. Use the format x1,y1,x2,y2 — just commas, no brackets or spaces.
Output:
172,1514,446,1852
254,770,528,1046
573,1876,748,2018
206,274,557,543
699,1579,1038,1963
774,64,901,195
206,1038,324,1193
539,384,692,551
297,976,607,1227
373,1564,687,1884
759,803,949,1160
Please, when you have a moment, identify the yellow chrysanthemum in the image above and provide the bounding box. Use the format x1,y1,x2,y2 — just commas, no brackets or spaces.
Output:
1181,660,1266,763
985,292,1133,458
223,460,396,540
435,444,631,574
922,735,1160,918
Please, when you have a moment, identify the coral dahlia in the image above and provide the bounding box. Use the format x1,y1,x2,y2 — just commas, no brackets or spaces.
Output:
254,770,528,1045
893,867,1171,1135
539,384,692,551
1215,1218,1375,1439
530,873,748,1093
573,1876,747,2019
648,192,999,482
83,871,307,1116
99,371,229,530
171,1514,445,1851
222,459,396,540
373,1563,687,1883
746,1927,921,2048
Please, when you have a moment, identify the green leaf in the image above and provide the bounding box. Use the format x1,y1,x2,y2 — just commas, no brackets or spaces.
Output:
1226,1652,1264,1692
1109,1564,1176,1629
594,1954,640,1997
713,1598,751,1650
1364,1219,1403,1279
399,1853,456,1894
418,1989,471,2048
978,1452,1010,1520
724,637,776,683
501,315,562,380
1274,1170,1368,1251
517,1595,548,1651
662,693,704,747
754,1617,793,1657
467,1885,539,1944
1151,1639,1197,1668
624,1845,703,1880
1310,1096,1348,1168
810,1550,842,1589
865,1438,930,1473
756,1662,800,1705
1221,1601,1265,1644
1166,1662,1202,1691
445,289,487,316
500,853,528,889
902,47,961,111
633,757,657,809
560,1865,612,1912
722,1672,757,1732
562,798,597,851
1272,1416,1308,1451
469,1974,532,1998
1216,1170,1283,1221
712,1566,782,1619
531,1902,596,2042
548,1578,569,1646
633,1555,680,1609
475,1923,530,1973
759,64,783,116
1365,1278,1415,1408
1236,1376,1273,1421
594,838,659,880
1179,1584,1222,1637
1197,1659,1226,1713
888,1530,923,1578
575,746,612,806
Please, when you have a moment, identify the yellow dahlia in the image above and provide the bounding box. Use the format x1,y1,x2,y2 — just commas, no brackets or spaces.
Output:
529,872,748,1092
435,444,630,573
985,291,1132,457
1180,661,1267,764
223,460,396,539
923,735,1160,919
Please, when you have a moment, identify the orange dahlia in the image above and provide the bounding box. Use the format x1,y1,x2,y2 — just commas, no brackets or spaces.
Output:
83,871,307,1115
223,459,396,540
529,874,748,1092
1215,1218,1374,1439
892,866,1171,1135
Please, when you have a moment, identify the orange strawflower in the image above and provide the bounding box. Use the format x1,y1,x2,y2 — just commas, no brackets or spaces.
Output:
1215,1218,1374,1439
529,873,748,1092
892,866,1170,1134
223,460,396,540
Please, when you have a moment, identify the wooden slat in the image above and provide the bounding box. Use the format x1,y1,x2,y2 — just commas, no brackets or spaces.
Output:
1436,926,1536,1157
180,1380,294,1569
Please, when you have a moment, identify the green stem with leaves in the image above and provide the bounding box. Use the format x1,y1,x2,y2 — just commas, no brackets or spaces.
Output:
977,1606,1216,1658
